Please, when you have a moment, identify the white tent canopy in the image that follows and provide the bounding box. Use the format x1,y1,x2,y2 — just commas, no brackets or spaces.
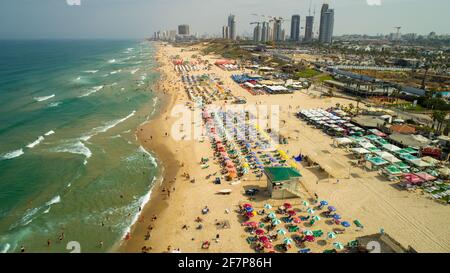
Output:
376,151,401,163
334,137,354,146
382,144,401,152
351,148,370,154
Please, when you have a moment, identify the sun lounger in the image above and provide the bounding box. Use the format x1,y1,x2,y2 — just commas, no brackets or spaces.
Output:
298,248,311,253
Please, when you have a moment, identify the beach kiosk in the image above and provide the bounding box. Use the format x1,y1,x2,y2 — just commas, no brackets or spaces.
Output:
264,167,302,199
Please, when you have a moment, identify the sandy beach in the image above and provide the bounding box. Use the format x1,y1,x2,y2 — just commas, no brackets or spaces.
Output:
118,42,450,253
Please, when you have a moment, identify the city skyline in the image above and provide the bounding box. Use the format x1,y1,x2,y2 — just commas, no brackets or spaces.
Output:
0,0,449,39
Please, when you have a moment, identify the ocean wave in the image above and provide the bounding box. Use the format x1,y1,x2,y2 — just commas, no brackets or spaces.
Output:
76,76,81,81
26,136,45,149
80,111,136,142
34,94,55,102
1,149,24,160
0,243,10,253
48,101,62,108
83,70,98,74
131,68,140,75
44,130,55,136
79,85,104,98
53,141,92,162
11,195,61,229
110,69,122,75
139,146,157,167
45,195,61,206
108,59,116,63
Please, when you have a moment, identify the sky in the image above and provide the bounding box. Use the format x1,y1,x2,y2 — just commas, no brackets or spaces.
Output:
0,0,449,39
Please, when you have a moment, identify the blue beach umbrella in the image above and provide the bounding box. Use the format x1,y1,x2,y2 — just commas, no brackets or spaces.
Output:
320,200,328,206
342,221,351,228
328,206,336,212
333,214,341,220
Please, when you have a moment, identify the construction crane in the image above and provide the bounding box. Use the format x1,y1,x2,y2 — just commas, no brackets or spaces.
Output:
395,26,402,40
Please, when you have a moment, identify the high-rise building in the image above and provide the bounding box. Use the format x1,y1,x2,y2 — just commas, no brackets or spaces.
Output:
261,22,269,43
253,23,262,42
318,4,334,44
273,19,284,42
222,26,229,39
178,24,190,35
228,14,237,40
290,15,301,42
304,16,314,42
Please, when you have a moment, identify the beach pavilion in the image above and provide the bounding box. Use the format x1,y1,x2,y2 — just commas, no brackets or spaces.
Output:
264,167,303,199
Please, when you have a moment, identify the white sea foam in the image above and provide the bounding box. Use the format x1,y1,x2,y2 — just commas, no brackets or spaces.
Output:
80,111,136,142
45,195,61,206
1,149,24,160
108,59,116,63
34,94,55,102
110,69,122,75
76,76,81,81
130,68,140,75
44,130,55,136
53,141,92,162
83,70,98,74
26,136,45,149
139,146,157,167
79,85,104,98
0,243,10,253
12,195,61,228
111,82,118,86
48,101,62,108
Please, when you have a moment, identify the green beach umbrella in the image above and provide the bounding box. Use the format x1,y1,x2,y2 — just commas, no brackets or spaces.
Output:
277,229,287,235
264,204,272,210
333,242,344,250
302,201,309,207
268,212,277,219
327,232,337,239
312,215,321,221
283,237,294,245
303,230,313,236
272,218,282,225
307,208,315,215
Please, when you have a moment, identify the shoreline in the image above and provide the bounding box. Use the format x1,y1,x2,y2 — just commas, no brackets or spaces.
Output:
117,42,181,252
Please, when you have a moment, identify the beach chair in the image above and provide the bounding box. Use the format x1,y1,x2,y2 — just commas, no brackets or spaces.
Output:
354,220,364,229
313,230,323,237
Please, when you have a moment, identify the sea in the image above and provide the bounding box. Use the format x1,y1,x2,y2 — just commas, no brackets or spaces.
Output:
0,39,161,253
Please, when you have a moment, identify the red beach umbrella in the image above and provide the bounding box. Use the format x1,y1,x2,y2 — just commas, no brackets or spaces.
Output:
264,242,273,249
259,236,269,243
283,203,292,209
243,203,252,208
243,221,257,227
287,210,296,216
305,235,315,242
293,217,301,224
255,229,265,235
246,212,255,218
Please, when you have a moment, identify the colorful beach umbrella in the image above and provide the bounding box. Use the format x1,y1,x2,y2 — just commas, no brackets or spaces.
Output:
333,214,341,220
272,218,282,225
268,212,277,219
255,229,265,235
243,221,257,227
264,242,273,249
327,232,337,239
277,229,287,235
246,212,255,218
333,242,344,250
283,203,292,209
287,210,296,216
320,200,329,206
259,236,269,243
243,203,252,208
328,206,336,212
312,215,321,221
283,237,294,245
245,206,254,212
293,217,301,224
342,221,351,228
303,230,313,236
302,201,309,207
305,235,315,242
307,208,315,215
264,204,272,210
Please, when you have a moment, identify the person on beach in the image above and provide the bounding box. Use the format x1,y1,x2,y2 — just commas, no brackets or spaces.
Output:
58,232,64,242
20,246,25,253
99,241,103,248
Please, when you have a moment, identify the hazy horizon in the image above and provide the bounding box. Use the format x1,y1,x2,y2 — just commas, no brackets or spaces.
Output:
0,0,449,39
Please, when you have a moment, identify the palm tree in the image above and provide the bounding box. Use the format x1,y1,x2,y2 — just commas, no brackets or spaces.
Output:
432,110,446,134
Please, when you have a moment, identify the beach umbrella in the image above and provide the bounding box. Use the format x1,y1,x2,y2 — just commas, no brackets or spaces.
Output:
333,242,344,250
255,229,265,235
327,232,337,240
307,208,315,215
259,236,269,243
264,204,272,210
305,235,315,242
268,212,277,219
293,217,301,224
303,230,313,236
342,221,351,228
277,229,287,236
328,206,336,212
302,201,309,207
243,203,252,208
246,212,255,218
283,203,292,209
272,218,282,225
263,242,273,249
287,210,296,216
312,215,321,221
245,206,254,212
283,237,294,245
243,221,257,228
320,200,329,206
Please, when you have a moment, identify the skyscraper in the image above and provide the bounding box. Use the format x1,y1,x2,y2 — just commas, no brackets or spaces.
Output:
253,23,262,42
178,24,190,35
228,14,237,40
261,22,269,43
290,15,301,42
304,16,314,42
273,19,283,42
318,4,334,44
222,26,229,39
